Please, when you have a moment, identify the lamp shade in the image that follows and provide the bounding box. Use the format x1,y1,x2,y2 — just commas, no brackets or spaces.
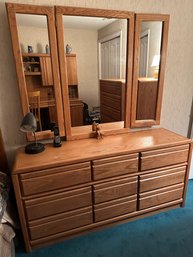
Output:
151,54,160,67
20,112,37,132
20,112,45,154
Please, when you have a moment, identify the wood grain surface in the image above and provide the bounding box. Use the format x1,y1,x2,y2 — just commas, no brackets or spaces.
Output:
12,128,191,174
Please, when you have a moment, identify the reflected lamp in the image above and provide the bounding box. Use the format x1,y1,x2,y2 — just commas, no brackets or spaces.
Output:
20,112,45,154
151,54,160,78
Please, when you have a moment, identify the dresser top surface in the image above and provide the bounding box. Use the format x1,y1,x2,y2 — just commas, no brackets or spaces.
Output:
100,79,126,84
13,128,191,174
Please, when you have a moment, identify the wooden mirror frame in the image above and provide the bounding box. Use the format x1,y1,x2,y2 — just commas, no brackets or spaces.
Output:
131,14,169,128
6,3,65,141
55,6,134,140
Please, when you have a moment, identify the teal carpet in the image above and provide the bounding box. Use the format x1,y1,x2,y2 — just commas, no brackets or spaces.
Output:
16,180,193,257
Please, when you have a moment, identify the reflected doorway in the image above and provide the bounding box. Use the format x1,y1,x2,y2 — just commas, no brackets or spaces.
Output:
100,36,121,79
139,29,150,77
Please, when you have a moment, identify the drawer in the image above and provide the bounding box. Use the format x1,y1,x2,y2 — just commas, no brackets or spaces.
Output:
100,93,121,110
101,104,121,121
94,195,137,222
24,186,92,221
139,165,186,193
92,154,138,180
100,83,122,95
29,206,93,240
94,176,137,204
101,113,118,123
139,184,184,210
141,145,189,171
20,162,91,196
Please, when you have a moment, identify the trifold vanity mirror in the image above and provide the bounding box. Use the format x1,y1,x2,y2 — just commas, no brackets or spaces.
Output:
6,3,169,141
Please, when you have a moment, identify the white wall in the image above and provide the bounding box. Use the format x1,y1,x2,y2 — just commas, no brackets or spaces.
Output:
189,155,193,179
17,25,49,54
0,0,193,166
64,28,99,109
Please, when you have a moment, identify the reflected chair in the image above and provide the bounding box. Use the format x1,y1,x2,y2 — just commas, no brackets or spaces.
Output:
28,91,42,131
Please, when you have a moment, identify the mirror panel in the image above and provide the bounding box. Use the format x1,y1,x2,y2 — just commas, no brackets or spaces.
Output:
16,14,57,132
62,16,127,127
137,21,162,120
131,14,169,127
6,3,65,141
55,6,134,140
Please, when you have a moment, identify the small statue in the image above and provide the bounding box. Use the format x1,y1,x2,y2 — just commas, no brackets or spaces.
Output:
96,124,104,139
92,121,97,132
66,44,72,54
28,45,33,53
92,121,103,139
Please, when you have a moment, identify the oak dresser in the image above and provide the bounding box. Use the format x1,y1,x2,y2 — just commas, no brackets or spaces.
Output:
12,128,192,252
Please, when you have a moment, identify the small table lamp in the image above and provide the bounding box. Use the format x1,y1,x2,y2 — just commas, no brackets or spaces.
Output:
20,112,45,154
151,54,160,78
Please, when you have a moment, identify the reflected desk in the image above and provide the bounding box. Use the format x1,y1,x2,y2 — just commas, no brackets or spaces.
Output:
40,98,57,127
40,98,56,108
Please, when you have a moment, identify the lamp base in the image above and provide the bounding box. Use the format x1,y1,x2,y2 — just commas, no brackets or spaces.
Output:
25,143,45,154
153,68,159,79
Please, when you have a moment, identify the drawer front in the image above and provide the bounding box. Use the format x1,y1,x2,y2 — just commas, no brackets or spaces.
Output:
20,163,91,196
92,154,138,180
139,184,184,210
101,113,117,123
94,195,137,222
25,187,92,221
101,104,121,121
100,83,121,95
94,177,138,204
139,165,186,193
141,145,189,171
100,93,121,110
29,207,93,240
